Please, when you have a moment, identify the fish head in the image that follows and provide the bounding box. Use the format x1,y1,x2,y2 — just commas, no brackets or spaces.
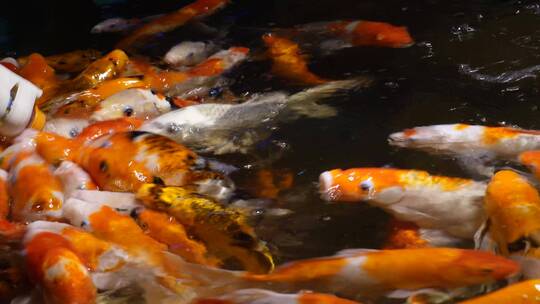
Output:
446,250,519,284
388,124,478,148
319,168,405,203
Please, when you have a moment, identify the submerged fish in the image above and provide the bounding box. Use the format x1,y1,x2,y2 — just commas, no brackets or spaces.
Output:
19,49,102,74
382,219,462,249
263,33,328,85
319,168,486,239
116,0,229,49
141,78,369,154
194,289,361,304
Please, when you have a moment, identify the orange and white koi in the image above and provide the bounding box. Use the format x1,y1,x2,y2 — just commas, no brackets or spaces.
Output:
262,33,327,85
130,46,248,94
49,77,147,119
89,88,171,122
458,279,540,304
319,168,486,238
116,0,229,49
244,248,519,298
7,151,64,222
389,124,540,159
24,231,97,304
296,20,414,49
193,289,361,304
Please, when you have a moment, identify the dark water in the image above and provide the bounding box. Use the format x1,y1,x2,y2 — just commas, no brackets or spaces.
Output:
3,0,540,300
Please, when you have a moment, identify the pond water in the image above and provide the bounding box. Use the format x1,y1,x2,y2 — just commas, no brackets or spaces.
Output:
2,0,540,302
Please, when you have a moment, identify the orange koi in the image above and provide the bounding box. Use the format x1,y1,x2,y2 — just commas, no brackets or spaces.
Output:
245,248,519,298
19,49,102,73
66,49,129,91
263,33,327,85
320,168,486,238
24,232,96,304
0,169,25,241
458,279,540,304
18,53,60,106
116,0,229,49
326,20,414,48
246,169,294,199
483,170,540,256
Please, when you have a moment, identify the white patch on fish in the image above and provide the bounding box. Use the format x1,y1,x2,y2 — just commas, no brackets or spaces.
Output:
44,118,89,138
164,41,213,67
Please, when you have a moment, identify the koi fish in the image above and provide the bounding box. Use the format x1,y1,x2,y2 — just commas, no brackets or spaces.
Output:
244,248,518,298
19,49,102,73
24,231,97,304
482,170,540,256
89,88,171,122
164,41,214,67
263,33,327,85
43,117,90,138
17,53,59,107
7,151,64,222
49,77,147,118
458,279,540,304
319,168,486,239
389,124,540,165
39,49,130,113
116,0,229,49
295,20,414,49
136,183,274,273
141,78,368,154
91,17,148,34
193,289,361,304
0,169,25,241
130,47,248,94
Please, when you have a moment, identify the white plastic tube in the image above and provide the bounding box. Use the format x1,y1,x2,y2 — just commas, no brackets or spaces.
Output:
0,64,42,136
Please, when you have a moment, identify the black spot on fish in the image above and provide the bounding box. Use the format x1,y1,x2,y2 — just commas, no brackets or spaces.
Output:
99,160,108,172
152,176,165,185
231,231,256,247
123,107,134,117
508,237,528,252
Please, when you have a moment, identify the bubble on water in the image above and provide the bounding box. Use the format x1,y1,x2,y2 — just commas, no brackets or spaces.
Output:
321,215,332,221
451,24,476,42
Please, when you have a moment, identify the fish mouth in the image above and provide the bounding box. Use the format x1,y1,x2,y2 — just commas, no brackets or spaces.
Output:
319,171,340,201
387,132,409,146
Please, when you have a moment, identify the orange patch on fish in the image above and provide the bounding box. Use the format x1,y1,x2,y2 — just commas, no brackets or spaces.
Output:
454,124,470,130
76,117,143,143
519,150,540,180
60,227,115,271
459,279,540,304
18,53,60,106
348,21,413,48
299,292,360,304
383,220,429,249
245,256,347,282
188,58,224,77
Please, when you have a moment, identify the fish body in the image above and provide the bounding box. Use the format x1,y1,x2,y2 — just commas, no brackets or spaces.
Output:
116,0,229,49
382,219,462,249
141,79,367,154
263,33,327,85
90,88,171,122
245,248,519,298
136,183,274,273
54,161,97,198
458,279,540,304
320,168,486,238
389,124,540,159
43,117,90,138
194,289,361,304
19,49,102,74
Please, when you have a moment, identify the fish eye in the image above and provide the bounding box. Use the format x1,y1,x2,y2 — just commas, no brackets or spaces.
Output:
359,179,374,192
123,107,134,117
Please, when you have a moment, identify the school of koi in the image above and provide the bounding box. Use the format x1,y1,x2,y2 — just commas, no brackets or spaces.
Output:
2,0,538,303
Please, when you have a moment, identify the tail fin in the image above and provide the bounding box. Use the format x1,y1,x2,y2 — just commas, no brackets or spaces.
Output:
285,77,372,119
